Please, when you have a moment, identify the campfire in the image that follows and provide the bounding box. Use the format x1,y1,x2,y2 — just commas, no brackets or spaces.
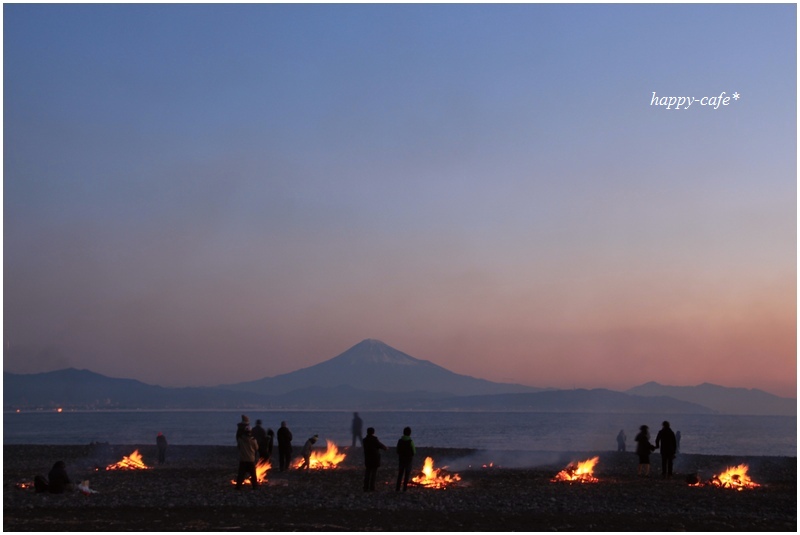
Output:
412,457,461,489
230,459,271,485
105,449,151,470
551,456,599,483
293,439,346,469
687,464,760,490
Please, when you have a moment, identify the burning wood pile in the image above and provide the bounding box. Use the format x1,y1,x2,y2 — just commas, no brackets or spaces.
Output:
411,457,461,489
688,464,761,490
551,456,600,483
105,450,151,471
293,440,346,469
230,459,271,485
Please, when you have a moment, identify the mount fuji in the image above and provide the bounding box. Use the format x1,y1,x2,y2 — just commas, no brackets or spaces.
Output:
220,339,542,397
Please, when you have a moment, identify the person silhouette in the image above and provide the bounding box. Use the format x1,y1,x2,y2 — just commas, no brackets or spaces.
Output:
363,427,388,491
395,426,416,492
616,429,627,452
351,412,364,448
635,425,655,477
277,421,293,471
655,421,677,479
156,432,168,464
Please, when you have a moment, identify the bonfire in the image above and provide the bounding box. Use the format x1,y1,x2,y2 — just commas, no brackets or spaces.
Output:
230,459,271,485
293,439,346,469
105,450,151,470
551,456,599,483
709,464,760,490
412,457,461,489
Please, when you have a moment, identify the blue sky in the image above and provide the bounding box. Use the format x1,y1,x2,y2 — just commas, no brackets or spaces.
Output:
4,4,796,396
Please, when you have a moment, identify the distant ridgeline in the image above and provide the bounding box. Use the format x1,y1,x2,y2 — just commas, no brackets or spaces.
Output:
3,340,795,415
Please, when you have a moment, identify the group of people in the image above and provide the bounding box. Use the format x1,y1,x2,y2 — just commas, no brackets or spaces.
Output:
632,421,680,478
33,460,73,494
234,415,285,490
233,412,418,493
352,412,416,492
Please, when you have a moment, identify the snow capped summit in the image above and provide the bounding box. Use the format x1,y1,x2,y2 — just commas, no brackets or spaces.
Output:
329,339,426,366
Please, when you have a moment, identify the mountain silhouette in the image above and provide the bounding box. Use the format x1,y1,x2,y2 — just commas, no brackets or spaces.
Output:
626,381,796,416
4,340,795,414
220,339,542,397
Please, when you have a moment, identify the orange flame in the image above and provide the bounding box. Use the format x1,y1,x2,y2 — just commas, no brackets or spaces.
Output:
105,450,151,470
551,456,599,483
230,458,271,485
709,464,760,491
412,457,461,489
294,440,346,469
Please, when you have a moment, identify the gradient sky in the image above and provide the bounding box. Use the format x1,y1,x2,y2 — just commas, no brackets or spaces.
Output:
4,4,797,397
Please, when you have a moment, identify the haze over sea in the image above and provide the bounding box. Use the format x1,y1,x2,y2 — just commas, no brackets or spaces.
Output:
3,410,795,458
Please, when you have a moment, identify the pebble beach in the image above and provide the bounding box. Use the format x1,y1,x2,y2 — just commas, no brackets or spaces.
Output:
4,444,796,531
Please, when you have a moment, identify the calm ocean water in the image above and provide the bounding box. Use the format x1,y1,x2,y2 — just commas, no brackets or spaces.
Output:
3,410,796,457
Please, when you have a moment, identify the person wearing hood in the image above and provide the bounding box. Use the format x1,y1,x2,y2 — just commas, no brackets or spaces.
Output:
236,415,250,440
299,434,318,470
235,423,259,490
395,426,416,492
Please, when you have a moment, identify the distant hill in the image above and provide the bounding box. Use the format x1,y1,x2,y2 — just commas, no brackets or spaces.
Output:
3,368,269,410
4,340,794,415
626,382,796,416
425,388,714,413
220,339,544,397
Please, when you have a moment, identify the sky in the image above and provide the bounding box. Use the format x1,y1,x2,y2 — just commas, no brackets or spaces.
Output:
3,3,797,398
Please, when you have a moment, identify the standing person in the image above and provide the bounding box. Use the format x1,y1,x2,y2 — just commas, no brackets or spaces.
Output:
299,434,319,470
251,420,268,462
655,421,678,479
236,415,250,439
277,421,293,472
634,425,655,477
235,424,259,490
363,427,388,491
676,430,682,454
351,412,364,448
395,426,416,492
264,429,275,462
156,432,168,464
616,429,627,452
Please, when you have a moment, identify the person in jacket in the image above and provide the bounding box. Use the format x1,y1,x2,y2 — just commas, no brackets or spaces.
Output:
236,414,250,439
235,425,259,490
635,425,655,477
277,421,293,471
655,420,678,479
251,420,269,462
299,435,318,470
363,427,388,491
395,426,416,492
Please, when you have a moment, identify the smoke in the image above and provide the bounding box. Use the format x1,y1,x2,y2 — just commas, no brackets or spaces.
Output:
441,450,565,471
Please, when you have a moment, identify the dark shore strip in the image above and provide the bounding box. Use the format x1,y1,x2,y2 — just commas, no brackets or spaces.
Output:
4,445,796,531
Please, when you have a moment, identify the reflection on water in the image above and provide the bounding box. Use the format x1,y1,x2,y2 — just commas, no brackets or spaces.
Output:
3,410,796,457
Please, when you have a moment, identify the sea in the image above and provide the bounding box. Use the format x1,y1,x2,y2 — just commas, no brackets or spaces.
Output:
3,410,796,458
